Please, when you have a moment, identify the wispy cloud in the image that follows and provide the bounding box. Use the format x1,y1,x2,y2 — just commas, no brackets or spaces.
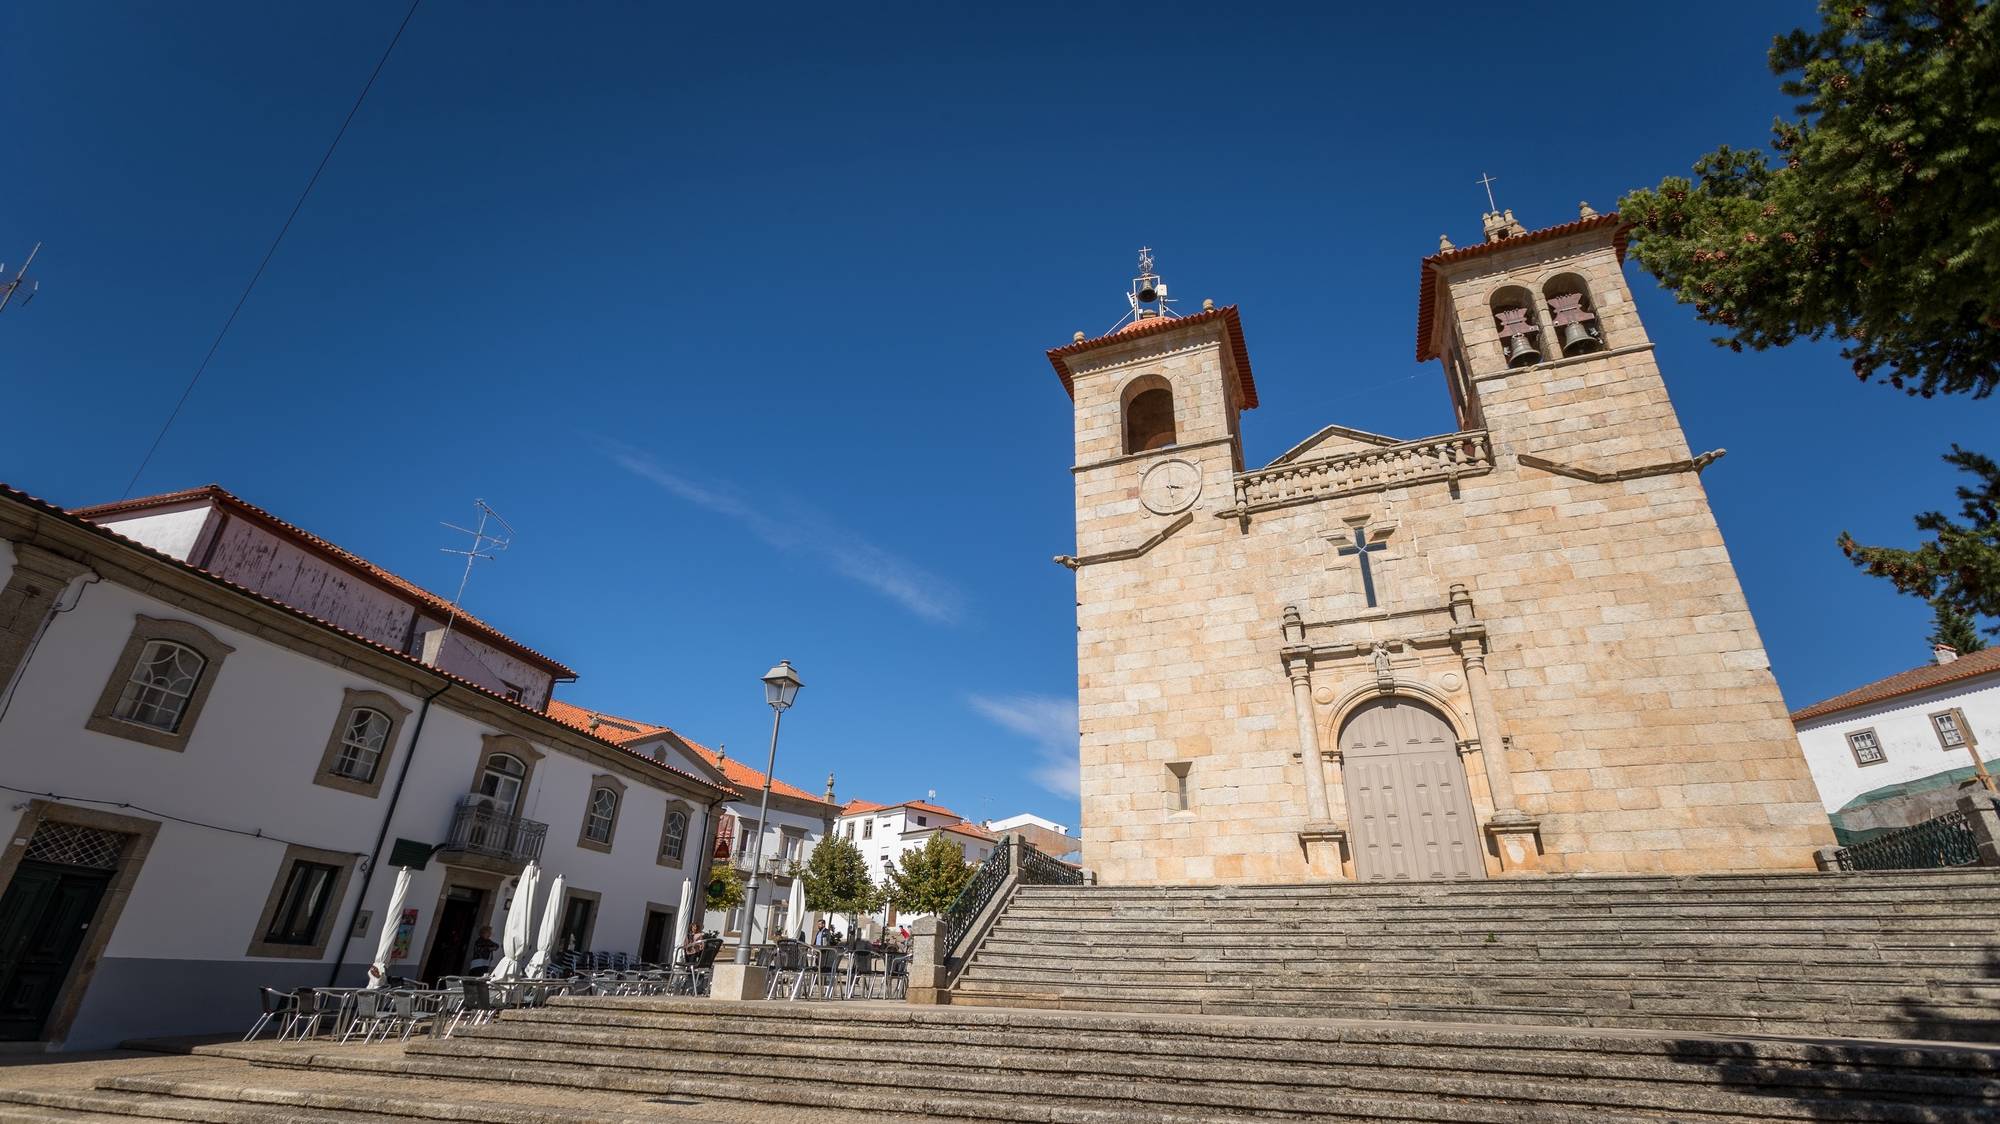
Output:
604,442,964,625
968,693,1080,798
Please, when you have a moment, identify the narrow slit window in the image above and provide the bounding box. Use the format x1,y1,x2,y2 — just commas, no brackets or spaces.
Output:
1168,761,1192,811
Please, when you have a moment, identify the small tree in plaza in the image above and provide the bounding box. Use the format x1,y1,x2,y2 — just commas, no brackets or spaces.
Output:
704,863,745,917
884,833,976,916
797,832,881,933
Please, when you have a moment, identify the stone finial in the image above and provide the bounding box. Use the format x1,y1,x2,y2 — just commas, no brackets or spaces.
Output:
1448,582,1476,626
1482,209,1526,243
1438,233,1455,252
826,771,837,801
716,743,726,764
1201,298,1215,312
1578,200,1597,219
1281,604,1306,646
1073,330,1086,343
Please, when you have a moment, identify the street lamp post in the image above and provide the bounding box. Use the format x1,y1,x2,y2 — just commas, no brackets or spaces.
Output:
735,660,803,966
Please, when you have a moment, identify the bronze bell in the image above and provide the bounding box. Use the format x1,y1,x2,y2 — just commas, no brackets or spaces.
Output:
1559,321,1603,356
1503,332,1541,367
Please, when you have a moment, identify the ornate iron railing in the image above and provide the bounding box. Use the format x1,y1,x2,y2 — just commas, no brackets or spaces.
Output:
442,803,547,865
1834,810,1977,871
1228,430,1493,517
1019,844,1086,886
939,837,1010,961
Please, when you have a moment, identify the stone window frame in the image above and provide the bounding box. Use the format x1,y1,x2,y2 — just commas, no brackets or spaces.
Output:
1846,728,1887,767
0,800,160,1046
1930,708,1970,751
312,688,413,798
656,800,692,868
468,734,544,813
245,842,359,959
576,773,628,853
85,615,236,753
776,825,807,869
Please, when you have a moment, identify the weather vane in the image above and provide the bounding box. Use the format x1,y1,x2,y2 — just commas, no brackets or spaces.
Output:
1137,247,1155,276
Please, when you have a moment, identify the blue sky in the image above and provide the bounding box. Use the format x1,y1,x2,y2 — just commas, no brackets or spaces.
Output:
4,1,1991,830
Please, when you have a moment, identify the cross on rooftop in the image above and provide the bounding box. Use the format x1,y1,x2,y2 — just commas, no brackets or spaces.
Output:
1476,173,1499,212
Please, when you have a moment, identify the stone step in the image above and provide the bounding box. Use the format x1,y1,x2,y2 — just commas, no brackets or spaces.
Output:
281,1044,1659,1124
944,985,2000,1041
220,998,2000,1122
1010,870,2000,895
400,1030,1957,1124
954,963,1993,1003
987,913,2000,932
479,1003,2000,1106
961,946,1989,978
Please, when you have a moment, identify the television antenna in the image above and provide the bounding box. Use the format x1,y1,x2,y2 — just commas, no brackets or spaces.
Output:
0,243,43,315
436,499,515,660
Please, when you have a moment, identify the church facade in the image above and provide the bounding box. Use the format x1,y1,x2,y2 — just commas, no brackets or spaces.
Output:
1051,208,1834,885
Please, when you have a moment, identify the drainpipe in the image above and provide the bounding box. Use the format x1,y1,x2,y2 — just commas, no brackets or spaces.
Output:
691,795,724,932
327,679,451,986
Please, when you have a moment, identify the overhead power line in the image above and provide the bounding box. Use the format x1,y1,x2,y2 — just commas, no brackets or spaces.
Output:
122,0,424,498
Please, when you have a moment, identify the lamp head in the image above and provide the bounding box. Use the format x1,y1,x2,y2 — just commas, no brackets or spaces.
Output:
762,659,803,710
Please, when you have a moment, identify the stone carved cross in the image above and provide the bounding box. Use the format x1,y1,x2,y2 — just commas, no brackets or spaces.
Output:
1336,523,1393,608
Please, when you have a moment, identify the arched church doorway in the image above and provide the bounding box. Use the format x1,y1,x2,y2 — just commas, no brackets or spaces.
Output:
1339,697,1484,882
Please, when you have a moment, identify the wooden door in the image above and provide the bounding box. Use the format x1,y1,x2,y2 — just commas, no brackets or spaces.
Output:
639,909,672,965
0,861,111,1040
1342,698,1484,882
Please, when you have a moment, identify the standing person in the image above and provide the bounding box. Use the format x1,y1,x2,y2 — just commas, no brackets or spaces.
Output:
812,919,830,948
468,926,501,976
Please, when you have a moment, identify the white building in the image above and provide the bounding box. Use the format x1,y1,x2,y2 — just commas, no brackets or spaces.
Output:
983,812,1080,861
835,798,995,924
1791,644,2000,843
545,702,837,946
0,484,732,1050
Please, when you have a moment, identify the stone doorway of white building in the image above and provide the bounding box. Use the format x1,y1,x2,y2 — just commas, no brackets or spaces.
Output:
1340,696,1484,882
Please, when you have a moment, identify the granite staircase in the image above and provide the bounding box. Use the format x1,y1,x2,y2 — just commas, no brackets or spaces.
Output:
4,869,1999,1122
950,869,2000,1042
5,998,1999,1123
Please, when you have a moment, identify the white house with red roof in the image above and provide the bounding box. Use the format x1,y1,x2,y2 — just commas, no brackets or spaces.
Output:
0,483,732,1050
546,700,838,945
836,798,996,924
1791,644,2000,843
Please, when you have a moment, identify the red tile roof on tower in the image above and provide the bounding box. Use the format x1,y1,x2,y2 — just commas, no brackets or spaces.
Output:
71,484,576,678
1045,305,1258,409
1790,647,2000,723
1414,212,1627,363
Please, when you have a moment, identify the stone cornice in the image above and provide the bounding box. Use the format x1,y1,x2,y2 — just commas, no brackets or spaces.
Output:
1470,342,1653,383
1518,448,1725,485
1072,435,1236,475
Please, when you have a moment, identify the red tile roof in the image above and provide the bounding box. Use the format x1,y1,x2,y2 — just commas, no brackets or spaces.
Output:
845,797,962,821
931,821,996,843
548,700,835,809
1414,213,1627,362
545,700,673,745
72,485,575,678
840,798,886,816
1791,647,2000,723
2,482,729,798
1046,305,1259,409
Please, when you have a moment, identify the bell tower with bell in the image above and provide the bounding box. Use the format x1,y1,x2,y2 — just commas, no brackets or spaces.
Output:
1047,251,1258,565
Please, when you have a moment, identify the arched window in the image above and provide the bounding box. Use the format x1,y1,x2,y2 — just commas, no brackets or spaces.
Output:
331,707,391,782
1542,273,1605,356
478,753,526,816
1489,285,1543,368
583,787,618,844
113,641,206,732
1122,375,1177,454
660,810,688,862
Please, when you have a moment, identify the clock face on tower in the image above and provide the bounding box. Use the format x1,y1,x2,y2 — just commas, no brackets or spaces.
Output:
1139,458,1202,515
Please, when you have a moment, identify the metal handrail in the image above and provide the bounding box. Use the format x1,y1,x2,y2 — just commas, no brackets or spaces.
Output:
1833,810,1977,871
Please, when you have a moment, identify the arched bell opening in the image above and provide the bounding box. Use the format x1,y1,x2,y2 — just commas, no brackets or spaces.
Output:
1488,285,1543,368
1542,273,1606,356
1121,374,1178,455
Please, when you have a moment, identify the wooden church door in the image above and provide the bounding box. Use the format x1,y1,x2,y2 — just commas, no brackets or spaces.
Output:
1341,697,1484,882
